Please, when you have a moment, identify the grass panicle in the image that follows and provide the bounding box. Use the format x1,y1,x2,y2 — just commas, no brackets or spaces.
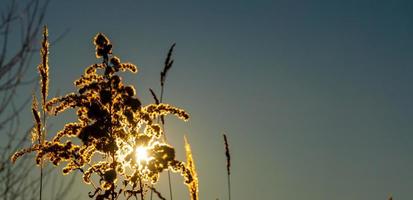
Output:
31,94,41,144
223,134,230,175
38,26,49,109
37,25,50,200
223,134,231,200
184,136,199,200
160,43,175,87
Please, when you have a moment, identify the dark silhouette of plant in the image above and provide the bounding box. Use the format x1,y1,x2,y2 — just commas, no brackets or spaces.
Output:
11,31,198,200
223,134,231,200
148,43,176,200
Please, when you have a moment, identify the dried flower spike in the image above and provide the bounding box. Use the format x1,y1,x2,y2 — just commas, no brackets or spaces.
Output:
160,43,175,87
38,25,49,108
223,133,231,200
184,136,199,200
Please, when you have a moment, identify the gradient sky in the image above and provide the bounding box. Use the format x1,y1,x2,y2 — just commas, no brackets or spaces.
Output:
2,0,413,199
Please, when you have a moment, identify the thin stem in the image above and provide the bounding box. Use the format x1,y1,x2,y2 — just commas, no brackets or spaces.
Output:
139,175,145,200
160,85,164,105
150,185,153,200
167,171,173,200
105,59,117,200
39,104,46,200
160,83,173,200
162,122,173,200
5,162,10,200
39,166,43,200
227,174,231,200
150,43,175,200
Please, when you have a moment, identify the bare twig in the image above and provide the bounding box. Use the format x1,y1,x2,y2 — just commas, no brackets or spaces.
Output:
148,186,166,200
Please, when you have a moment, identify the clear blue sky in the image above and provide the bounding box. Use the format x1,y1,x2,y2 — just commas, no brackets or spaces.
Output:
2,0,413,199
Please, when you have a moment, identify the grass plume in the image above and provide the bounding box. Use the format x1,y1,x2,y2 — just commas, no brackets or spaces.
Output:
38,25,50,200
184,136,199,200
160,43,175,87
38,26,49,109
223,134,231,200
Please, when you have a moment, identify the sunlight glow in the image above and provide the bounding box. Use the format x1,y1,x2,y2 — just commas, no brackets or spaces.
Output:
135,146,151,163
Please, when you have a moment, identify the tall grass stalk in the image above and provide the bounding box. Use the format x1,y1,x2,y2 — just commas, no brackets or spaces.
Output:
149,43,176,200
38,25,49,200
160,43,175,200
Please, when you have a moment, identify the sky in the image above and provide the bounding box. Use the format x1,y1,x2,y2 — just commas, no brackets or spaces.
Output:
2,0,413,199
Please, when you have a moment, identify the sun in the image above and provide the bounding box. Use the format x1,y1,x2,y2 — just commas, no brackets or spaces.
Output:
135,146,151,163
